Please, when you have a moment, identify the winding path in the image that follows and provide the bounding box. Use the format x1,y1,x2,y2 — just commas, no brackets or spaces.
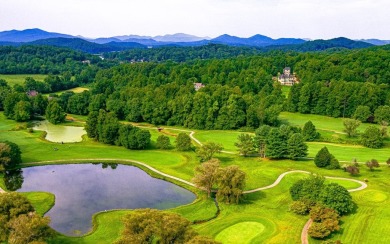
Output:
18,158,368,244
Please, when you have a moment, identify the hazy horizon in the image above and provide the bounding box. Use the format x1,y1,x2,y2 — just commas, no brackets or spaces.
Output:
1,0,389,40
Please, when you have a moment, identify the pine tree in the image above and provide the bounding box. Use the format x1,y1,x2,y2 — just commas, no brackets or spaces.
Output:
266,128,287,159
302,121,319,141
287,133,308,160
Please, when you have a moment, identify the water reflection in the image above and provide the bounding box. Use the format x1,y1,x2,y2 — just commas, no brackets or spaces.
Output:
17,163,196,236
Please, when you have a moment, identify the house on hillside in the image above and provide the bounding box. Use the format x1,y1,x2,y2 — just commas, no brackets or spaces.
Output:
26,90,38,97
277,67,299,86
194,83,205,91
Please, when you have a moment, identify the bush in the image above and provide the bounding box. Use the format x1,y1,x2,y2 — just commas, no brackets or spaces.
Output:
308,205,340,239
289,200,310,215
361,125,384,148
156,135,171,149
302,121,319,141
366,159,380,171
319,183,354,215
345,165,360,175
175,133,192,151
289,175,325,202
314,147,335,168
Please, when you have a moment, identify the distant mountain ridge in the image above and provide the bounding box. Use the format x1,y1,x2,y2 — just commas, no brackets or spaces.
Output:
0,28,381,53
0,28,73,42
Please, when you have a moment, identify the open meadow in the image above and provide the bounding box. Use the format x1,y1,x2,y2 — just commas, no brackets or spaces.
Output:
0,74,47,86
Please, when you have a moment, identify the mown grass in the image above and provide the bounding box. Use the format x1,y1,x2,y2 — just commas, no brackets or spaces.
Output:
2,111,390,244
21,191,55,216
195,130,250,152
280,111,378,133
0,74,47,86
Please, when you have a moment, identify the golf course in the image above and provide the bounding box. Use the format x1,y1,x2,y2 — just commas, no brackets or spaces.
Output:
1,109,389,244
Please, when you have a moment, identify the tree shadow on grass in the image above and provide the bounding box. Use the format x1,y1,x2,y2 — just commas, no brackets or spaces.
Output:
216,156,235,164
241,191,267,205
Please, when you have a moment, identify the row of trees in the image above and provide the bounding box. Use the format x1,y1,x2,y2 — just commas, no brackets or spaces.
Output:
0,45,107,75
234,124,312,159
86,110,151,149
286,81,389,119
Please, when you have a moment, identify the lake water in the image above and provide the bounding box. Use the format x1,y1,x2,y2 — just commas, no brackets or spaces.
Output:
17,164,196,235
33,120,86,143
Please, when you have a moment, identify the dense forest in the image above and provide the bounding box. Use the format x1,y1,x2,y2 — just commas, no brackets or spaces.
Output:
104,44,262,62
1,44,390,131
0,45,116,74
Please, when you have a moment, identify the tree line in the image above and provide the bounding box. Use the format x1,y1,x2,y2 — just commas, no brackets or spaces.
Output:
0,45,113,74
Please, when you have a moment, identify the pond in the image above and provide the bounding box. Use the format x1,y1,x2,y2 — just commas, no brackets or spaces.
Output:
15,164,196,235
33,120,86,143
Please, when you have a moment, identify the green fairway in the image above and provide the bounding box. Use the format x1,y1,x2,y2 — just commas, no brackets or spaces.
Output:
280,111,378,134
307,141,390,162
0,74,47,86
215,221,265,243
195,130,251,152
2,111,390,244
21,191,55,216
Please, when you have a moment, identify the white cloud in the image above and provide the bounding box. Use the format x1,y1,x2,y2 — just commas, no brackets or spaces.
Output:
0,0,389,39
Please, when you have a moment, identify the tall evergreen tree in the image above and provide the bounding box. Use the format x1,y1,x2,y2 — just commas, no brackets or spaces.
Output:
287,133,308,160
302,121,319,141
266,128,287,159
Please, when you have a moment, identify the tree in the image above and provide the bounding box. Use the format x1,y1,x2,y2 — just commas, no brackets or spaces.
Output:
196,142,223,162
343,118,360,137
234,133,255,157
0,141,22,171
345,165,360,175
387,157,390,167
117,124,150,149
314,147,332,168
361,125,384,148
115,209,216,244
156,135,171,149
319,183,354,215
366,159,380,171
175,133,192,151
254,125,271,158
216,165,246,204
7,213,54,244
14,101,32,122
374,105,390,124
353,105,371,122
0,193,53,243
302,121,319,141
287,133,308,160
192,159,220,197
45,100,66,124
308,205,340,239
266,128,288,159
85,111,99,139
289,175,325,202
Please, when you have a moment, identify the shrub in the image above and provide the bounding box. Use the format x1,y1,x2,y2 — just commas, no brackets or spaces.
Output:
156,135,171,149
314,147,333,168
290,200,310,215
366,159,380,171
319,183,354,215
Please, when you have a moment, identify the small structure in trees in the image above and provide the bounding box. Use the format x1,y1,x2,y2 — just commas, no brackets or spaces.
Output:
277,67,299,86
194,83,205,91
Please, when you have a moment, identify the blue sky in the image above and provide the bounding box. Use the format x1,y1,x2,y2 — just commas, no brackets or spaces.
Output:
1,0,389,39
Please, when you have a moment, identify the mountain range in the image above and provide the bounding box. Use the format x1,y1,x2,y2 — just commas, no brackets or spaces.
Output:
0,28,384,54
